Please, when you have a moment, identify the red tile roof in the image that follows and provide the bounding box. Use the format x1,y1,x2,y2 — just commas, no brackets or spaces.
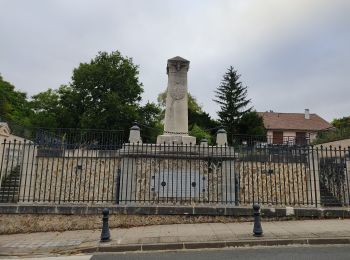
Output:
258,112,332,131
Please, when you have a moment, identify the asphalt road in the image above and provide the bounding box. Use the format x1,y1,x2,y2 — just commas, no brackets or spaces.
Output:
90,245,350,260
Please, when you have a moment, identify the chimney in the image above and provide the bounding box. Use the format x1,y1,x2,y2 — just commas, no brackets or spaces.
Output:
304,109,310,120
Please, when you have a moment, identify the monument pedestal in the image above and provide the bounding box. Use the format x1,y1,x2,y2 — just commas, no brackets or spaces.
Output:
157,134,196,145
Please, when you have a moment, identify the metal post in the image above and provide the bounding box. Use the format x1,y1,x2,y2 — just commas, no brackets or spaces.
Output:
100,208,110,242
116,169,121,204
253,204,263,237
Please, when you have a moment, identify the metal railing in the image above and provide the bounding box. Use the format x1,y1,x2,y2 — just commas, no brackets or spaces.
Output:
0,137,349,207
232,134,311,147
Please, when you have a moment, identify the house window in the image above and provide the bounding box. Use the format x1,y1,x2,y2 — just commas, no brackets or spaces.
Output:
296,132,307,145
273,131,283,144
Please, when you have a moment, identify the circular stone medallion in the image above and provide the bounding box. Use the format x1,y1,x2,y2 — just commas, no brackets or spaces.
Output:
170,81,186,100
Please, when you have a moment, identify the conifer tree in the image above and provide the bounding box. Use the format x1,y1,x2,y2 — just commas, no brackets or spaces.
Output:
214,66,252,134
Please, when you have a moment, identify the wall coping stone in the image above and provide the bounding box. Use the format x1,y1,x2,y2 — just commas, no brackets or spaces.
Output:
0,204,349,218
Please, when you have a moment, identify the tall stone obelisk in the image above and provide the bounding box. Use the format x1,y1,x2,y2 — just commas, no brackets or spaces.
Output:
157,56,196,145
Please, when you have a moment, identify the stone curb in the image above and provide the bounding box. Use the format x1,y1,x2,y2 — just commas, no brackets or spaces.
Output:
76,237,350,254
1,237,350,257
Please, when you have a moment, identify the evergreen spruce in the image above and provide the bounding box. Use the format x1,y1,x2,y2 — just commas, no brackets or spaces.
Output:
214,66,252,134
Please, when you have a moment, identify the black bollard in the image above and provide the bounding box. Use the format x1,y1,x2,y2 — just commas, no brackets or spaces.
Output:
100,208,110,242
253,204,263,237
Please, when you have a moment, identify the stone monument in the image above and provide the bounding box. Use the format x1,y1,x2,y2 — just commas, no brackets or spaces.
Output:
157,56,196,145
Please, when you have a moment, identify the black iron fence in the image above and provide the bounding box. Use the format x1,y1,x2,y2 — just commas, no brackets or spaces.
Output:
231,134,311,147
0,137,349,207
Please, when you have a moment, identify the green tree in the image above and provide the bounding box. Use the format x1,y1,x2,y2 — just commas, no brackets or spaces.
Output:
237,111,266,136
332,116,350,129
0,74,31,126
189,124,213,144
30,88,60,128
137,102,163,143
69,51,143,131
214,66,252,134
30,51,162,143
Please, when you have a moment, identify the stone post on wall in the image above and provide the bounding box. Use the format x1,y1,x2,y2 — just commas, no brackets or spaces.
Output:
216,128,228,146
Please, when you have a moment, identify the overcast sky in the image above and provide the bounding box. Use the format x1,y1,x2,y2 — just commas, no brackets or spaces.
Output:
0,0,349,121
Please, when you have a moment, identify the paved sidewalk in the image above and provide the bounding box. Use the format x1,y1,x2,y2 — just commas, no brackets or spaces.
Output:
1,219,350,257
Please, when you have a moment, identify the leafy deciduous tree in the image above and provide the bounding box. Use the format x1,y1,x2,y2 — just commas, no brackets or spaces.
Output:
0,74,31,126
237,111,266,136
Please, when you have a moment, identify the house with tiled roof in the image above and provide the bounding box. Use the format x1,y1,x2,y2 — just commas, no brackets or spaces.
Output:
258,109,333,145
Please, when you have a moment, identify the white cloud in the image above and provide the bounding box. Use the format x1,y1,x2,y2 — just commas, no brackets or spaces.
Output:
0,0,349,121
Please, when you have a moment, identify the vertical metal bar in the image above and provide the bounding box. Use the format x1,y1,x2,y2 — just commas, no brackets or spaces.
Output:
77,147,84,202
0,139,7,202
346,147,350,205
100,146,107,203
7,140,16,203
189,143,192,203
16,141,25,203
63,143,71,203
124,143,130,203
97,147,103,203
11,140,20,203
119,144,126,204
183,143,187,203
180,143,184,204
91,144,98,203
9,140,18,203
285,146,291,205
140,142,144,204
86,146,94,203
2,140,11,202
130,142,135,203
145,142,150,203
115,168,121,204
28,141,37,202
198,142,201,204
72,147,79,202
295,147,301,205
106,147,112,203
53,144,60,203
257,147,261,204
224,144,228,204
111,148,116,204
47,142,56,202
280,146,287,205
251,147,255,204
153,143,157,204
37,141,46,202
82,147,89,202
21,140,30,202
275,146,281,205
243,147,247,205
271,146,277,205
157,143,161,204
42,143,51,202
312,145,319,207
173,142,176,203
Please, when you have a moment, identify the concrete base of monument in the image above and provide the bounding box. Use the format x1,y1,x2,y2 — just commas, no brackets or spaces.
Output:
156,134,196,145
